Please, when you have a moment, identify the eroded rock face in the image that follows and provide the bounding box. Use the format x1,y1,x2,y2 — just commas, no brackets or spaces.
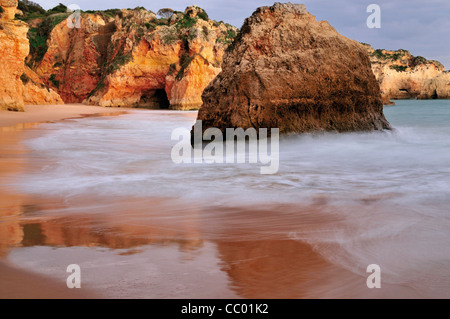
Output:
365,45,445,104
24,6,235,109
84,6,234,110
193,3,390,137
22,66,63,105
419,72,450,99
34,13,117,103
0,0,18,21
0,0,28,111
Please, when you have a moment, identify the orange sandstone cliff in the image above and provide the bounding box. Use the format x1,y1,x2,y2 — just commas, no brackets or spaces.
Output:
21,65,64,105
24,5,236,110
0,0,29,111
0,0,62,111
84,6,236,110
6,2,449,112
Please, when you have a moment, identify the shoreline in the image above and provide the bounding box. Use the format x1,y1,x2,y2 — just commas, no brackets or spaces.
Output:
0,103,131,299
0,104,133,128
0,260,97,299
0,101,447,298
0,107,108,299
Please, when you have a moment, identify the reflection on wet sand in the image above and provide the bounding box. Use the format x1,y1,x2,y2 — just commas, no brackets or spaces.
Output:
0,192,427,298
0,192,380,298
0,117,437,299
216,239,329,299
17,209,204,254
0,123,35,257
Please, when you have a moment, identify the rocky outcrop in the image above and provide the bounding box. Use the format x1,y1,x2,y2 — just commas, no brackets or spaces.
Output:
6,2,447,111
193,3,390,138
418,71,450,99
31,12,117,103
23,6,236,110
0,0,29,111
0,0,18,21
364,45,445,104
21,66,63,104
84,6,235,110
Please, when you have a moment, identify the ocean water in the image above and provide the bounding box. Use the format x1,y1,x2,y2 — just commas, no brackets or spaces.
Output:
2,99,450,298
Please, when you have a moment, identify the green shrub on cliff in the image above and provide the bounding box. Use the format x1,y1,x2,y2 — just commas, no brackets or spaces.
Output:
175,51,195,81
49,74,60,88
48,3,67,14
176,15,196,29
160,27,179,44
414,56,427,65
17,0,45,18
110,54,133,72
27,13,70,68
390,65,408,72
372,49,402,61
217,24,238,46
145,22,156,29
197,10,209,21
84,9,123,20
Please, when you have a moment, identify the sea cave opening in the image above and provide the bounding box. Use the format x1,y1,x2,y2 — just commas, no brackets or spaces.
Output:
138,89,170,109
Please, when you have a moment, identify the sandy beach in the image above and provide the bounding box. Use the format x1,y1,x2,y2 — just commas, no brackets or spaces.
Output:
0,261,96,299
0,104,129,128
0,104,129,299
1,0,450,302
1,102,449,299
0,104,123,299
0,106,373,299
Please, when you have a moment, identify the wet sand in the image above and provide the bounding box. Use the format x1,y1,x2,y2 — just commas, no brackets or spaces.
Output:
0,104,125,299
0,105,445,299
0,104,129,128
0,261,96,299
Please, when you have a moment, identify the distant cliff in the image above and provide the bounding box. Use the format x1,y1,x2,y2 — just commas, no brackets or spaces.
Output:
363,44,447,104
419,71,450,100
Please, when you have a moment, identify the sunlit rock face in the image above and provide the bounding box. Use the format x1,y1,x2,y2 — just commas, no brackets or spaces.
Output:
85,6,235,110
419,71,450,100
364,45,445,104
25,6,235,110
30,12,118,104
0,0,29,111
194,3,390,138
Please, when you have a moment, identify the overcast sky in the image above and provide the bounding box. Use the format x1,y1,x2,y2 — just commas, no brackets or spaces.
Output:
34,0,450,68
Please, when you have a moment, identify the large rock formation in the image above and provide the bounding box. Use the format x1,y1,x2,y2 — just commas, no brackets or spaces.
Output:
0,0,29,111
418,71,450,99
5,2,448,111
193,3,390,137
33,12,116,103
84,6,236,110
24,6,236,110
364,45,445,104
